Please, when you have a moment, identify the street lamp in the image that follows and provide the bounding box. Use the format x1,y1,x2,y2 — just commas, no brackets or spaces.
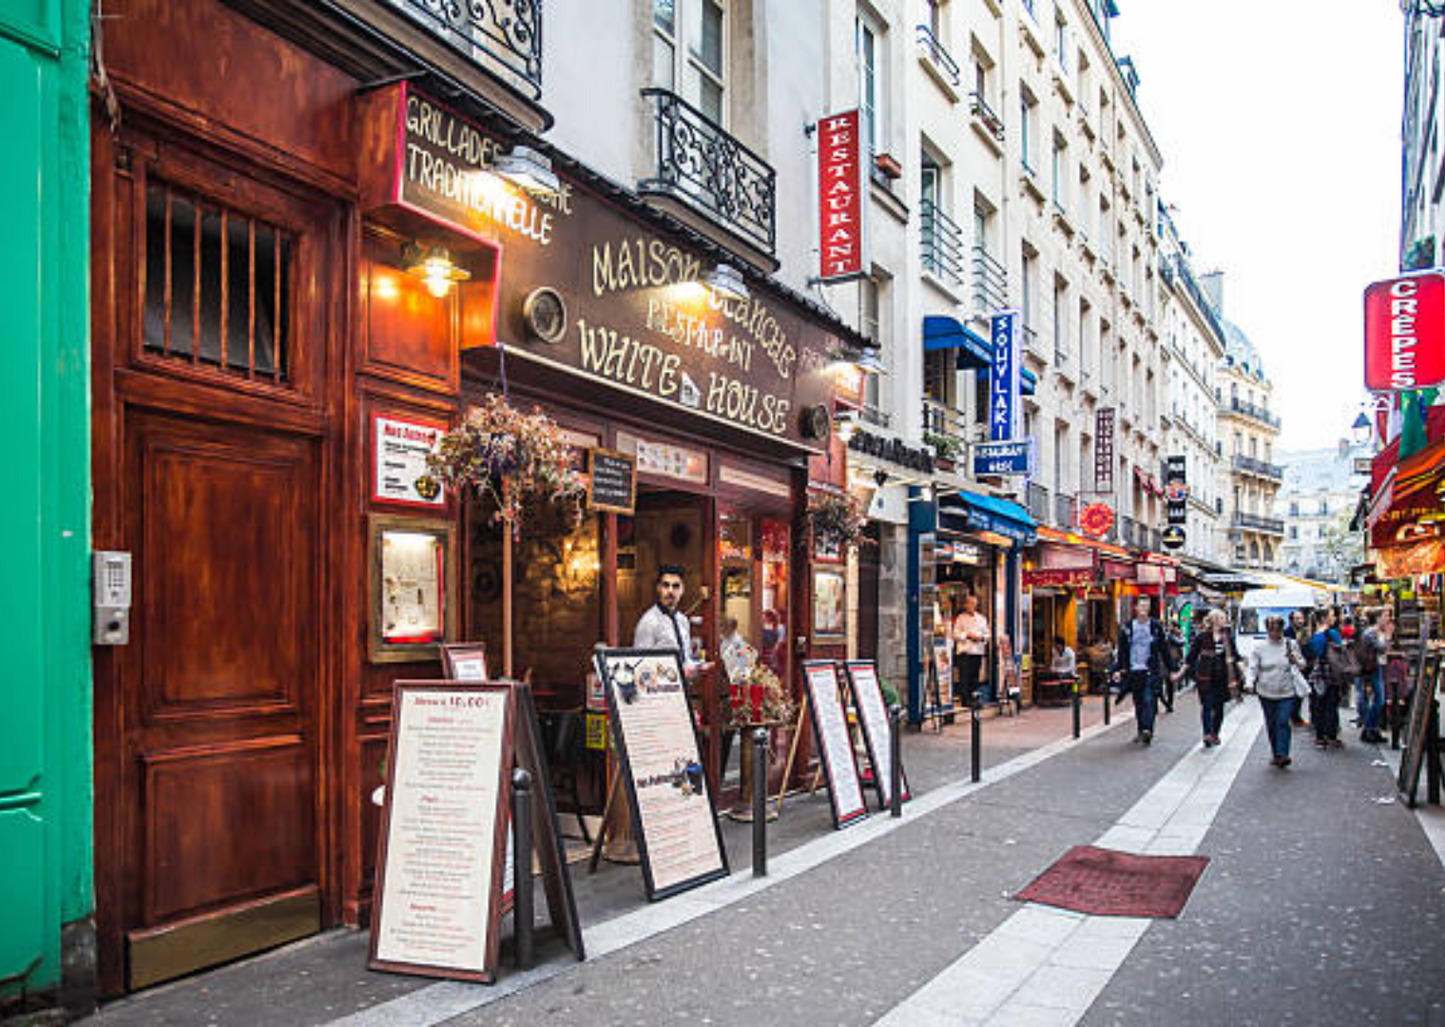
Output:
1351,412,1372,448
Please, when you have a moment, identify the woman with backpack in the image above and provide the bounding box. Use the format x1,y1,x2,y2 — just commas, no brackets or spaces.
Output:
1354,609,1391,744
1305,607,1345,749
1183,608,1242,748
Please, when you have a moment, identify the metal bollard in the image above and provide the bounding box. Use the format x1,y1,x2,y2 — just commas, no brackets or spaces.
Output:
889,704,903,818
970,690,982,783
1072,679,1082,739
752,728,769,876
512,768,534,970
1103,677,1111,725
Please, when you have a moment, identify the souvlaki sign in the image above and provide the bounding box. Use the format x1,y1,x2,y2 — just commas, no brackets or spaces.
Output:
1364,270,1445,391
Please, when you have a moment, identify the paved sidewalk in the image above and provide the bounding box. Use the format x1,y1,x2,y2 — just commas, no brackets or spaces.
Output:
79,697,1128,1027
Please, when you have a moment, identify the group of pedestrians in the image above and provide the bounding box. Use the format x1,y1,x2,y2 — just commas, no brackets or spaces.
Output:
1106,596,1395,769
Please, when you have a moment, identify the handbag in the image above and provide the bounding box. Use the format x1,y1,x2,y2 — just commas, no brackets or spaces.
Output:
1286,640,1311,700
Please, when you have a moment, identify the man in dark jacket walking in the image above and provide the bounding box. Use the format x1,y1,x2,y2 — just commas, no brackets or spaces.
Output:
1111,596,1179,746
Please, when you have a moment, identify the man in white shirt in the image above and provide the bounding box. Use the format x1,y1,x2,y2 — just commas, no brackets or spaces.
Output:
633,564,714,680
952,594,990,704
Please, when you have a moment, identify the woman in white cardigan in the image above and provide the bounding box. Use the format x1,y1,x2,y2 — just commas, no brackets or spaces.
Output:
1248,615,1307,768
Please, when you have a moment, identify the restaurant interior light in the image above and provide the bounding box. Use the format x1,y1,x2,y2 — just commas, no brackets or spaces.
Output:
493,145,561,197
706,262,750,302
403,244,470,298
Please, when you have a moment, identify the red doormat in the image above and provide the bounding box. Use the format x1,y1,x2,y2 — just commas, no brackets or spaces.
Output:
1014,845,1210,919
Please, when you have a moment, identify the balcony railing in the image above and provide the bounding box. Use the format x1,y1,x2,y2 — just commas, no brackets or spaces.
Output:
639,88,777,256
1027,482,1052,524
922,399,972,463
969,91,1006,142
917,24,961,88
972,246,1008,317
1224,397,1281,429
386,0,543,97
921,198,965,287
1232,454,1283,481
1233,512,1285,536
1119,515,1141,548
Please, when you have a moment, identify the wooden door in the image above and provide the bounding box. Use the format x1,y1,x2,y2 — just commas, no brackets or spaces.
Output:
117,411,323,989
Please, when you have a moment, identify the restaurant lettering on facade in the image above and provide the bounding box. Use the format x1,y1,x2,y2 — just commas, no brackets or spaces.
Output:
362,83,838,451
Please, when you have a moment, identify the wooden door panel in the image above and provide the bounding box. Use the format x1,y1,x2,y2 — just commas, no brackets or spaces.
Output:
137,422,314,720
142,737,315,922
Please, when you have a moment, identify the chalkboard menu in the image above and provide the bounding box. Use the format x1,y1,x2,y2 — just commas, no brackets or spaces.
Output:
596,648,729,900
802,661,868,829
845,661,911,809
588,448,636,515
370,683,514,983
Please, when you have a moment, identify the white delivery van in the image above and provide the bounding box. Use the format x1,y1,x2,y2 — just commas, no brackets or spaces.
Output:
1233,586,1328,663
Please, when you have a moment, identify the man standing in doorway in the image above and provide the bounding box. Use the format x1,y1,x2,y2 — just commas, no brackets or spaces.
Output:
1111,595,1177,746
634,564,715,680
953,593,990,705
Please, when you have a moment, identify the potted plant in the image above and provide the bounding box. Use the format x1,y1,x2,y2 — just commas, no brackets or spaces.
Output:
806,491,869,553
925,431,961,470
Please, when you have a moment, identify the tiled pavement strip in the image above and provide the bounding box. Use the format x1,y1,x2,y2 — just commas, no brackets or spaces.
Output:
328,708,1139,1027
872,703,1263,1027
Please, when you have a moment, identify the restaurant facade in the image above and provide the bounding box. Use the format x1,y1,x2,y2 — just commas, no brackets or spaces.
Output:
88,0,865,996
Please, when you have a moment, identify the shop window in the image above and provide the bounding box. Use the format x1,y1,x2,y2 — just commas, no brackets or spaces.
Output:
143,179,291,382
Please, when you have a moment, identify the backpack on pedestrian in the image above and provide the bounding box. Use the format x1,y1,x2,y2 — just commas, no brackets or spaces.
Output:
1352,628,1380,677
1327,639,1361,684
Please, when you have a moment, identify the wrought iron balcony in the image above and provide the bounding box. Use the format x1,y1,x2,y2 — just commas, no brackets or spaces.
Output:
639,88,777,256
1232,454,1283,481
969,91,1006,142
972,246,1008,317
1224,397,1281,429
386,0,543,98
1233,512,1285,536
1027,482,1052,524
917,24,961,88
922,399,972,464
921,198,965,288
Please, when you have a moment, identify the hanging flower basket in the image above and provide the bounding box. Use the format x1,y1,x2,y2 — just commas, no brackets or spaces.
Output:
806,491,869,552
424,393,586,531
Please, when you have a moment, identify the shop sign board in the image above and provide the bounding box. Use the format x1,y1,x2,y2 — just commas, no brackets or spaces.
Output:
1094,408,1116,493
360,83,842,454
988,311,1021,442
370,683,514,982
844,661,911,809
1364,271,1445,391
372,414,447,508
441,643,489,682
801,661,870,829
973,438,1034,477
595,648,729,900
587,447,636,514
816,109,868,283
1161,525,1186,550
1023,567,1096,587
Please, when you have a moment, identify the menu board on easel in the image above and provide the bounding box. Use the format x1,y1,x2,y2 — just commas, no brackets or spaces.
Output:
844,661,911,809
1399,645,1442,806
802,660,868,829
370,683,513,982
595,648,729,901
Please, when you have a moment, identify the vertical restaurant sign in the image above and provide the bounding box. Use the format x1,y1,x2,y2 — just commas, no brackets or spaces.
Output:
816,110,867,283
358,83,843,453
989,311,1020,442
1094,407,1116,493
1164,454,1188,526
1364,270,1445,391
373,414,446,508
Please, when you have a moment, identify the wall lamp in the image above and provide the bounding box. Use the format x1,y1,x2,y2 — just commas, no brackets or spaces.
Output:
706,262,750,302
493,145,561,198
403,243,470,298
836,410,859,443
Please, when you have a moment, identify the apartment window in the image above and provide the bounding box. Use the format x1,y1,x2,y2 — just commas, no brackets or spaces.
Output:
1054,13,1069,73
1051,136,1066,208
1020,89,1037,172
654,0,727,123
926,0,943,37
1054,421,1068,494
1079,298,1093,372
1021,248,1036,332
856,13,883,158
1052,274,1068,362
860,272,887,420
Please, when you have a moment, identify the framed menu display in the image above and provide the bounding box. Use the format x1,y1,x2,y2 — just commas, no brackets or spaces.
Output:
371,412,447,509
844,661,912,809
813,568,846,639
595,648,729,901
801,661,868,829
441,643,489,682
369,682,514,982
369,515,456,663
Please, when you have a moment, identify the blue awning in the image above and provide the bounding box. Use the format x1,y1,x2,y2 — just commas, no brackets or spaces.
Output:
923,315,991,370
939,490,1037,544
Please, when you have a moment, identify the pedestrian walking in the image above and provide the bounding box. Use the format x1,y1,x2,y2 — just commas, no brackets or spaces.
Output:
1247,615,1306,768
1353,608,1392,744
1183,609,1241,749
1111,596,1178,746
1284,608,1311,727
1162,619,1185,713
1304,608,1345,748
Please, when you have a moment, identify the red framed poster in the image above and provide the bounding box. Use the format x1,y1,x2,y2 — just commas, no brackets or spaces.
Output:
371,411,449,509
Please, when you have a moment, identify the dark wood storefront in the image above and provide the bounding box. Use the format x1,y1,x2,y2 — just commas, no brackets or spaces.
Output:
89,0,859,997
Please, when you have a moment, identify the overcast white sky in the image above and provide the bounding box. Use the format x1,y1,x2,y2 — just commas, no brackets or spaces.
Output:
1111,2,1402,452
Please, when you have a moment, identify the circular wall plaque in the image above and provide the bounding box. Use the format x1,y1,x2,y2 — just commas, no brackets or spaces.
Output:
523,287,567,344
799,404,831,440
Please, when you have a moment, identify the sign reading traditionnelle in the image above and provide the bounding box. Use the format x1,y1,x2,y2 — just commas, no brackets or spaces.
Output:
815,110,867,283
1364,271,1445,391
989,311,1021,442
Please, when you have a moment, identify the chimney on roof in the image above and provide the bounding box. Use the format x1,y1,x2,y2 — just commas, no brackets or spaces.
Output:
1198,271,1224,314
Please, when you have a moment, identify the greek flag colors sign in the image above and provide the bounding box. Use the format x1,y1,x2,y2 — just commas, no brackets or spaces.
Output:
989,311,1020,442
